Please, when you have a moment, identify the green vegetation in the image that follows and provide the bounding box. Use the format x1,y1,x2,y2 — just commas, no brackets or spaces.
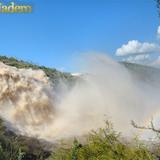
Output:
0,55,75,85
48,122,155,160
0,119,50,160
0,119,157,160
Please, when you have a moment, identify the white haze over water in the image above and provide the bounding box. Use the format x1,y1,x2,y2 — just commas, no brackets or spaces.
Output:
0,54,160,141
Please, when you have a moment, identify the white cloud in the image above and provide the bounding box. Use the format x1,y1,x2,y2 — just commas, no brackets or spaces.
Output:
134,54,150,61
157,26,160,38
116,40,160,56
123,54,150,63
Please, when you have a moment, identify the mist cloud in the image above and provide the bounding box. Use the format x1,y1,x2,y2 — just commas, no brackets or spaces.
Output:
0,54,159,141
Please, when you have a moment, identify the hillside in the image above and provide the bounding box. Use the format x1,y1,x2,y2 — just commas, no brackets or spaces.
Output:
1,55,160,85
0,56,74,85
122,62,160,85
0,56,159,160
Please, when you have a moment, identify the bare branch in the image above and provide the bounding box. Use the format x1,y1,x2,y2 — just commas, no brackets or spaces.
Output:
131,120,160,134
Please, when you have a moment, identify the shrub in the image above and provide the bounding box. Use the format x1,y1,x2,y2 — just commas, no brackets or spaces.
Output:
48,122,155,160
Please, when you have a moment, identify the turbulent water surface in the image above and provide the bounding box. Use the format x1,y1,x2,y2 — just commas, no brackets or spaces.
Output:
0,55,160,141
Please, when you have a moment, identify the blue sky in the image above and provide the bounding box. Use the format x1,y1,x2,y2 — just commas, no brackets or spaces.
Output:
0,0,159,72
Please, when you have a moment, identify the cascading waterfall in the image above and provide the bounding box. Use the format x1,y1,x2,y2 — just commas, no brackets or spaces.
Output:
0,54,160,142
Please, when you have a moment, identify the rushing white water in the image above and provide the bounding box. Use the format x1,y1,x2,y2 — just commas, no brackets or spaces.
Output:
0,54,160,141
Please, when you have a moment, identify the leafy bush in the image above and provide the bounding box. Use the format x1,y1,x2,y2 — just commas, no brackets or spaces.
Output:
0,119,50,160
48,122,155,160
